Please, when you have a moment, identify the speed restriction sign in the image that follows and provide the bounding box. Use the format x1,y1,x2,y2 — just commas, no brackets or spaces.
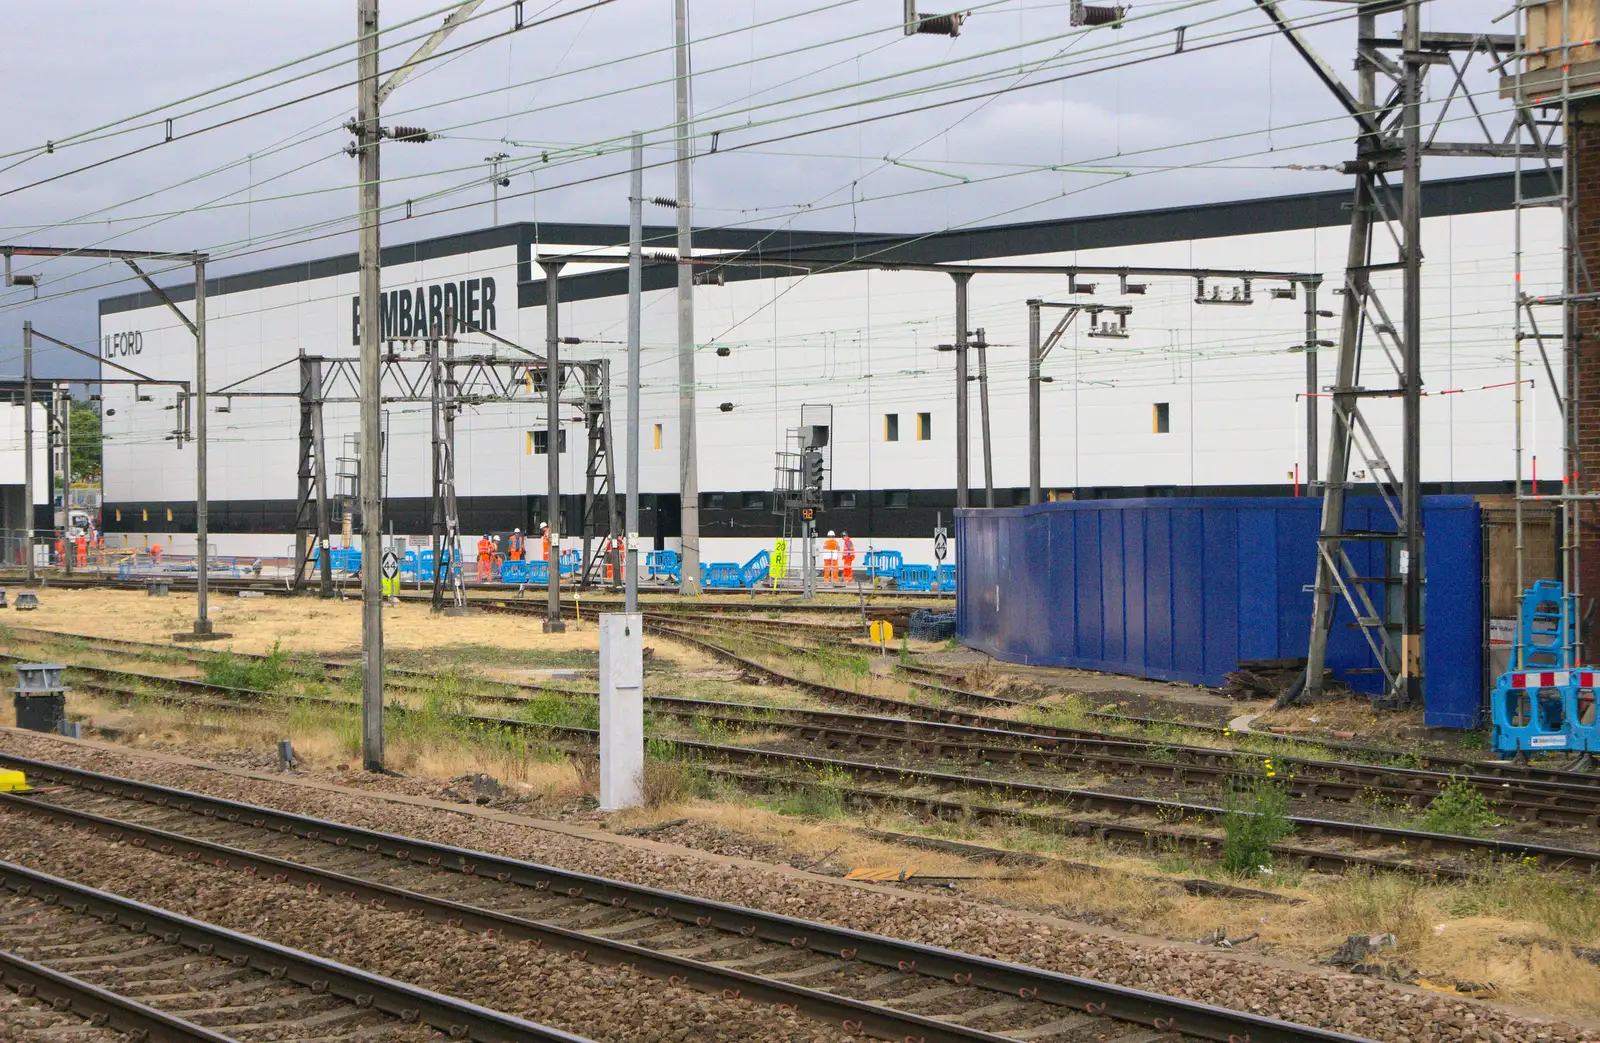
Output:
381,549,400,597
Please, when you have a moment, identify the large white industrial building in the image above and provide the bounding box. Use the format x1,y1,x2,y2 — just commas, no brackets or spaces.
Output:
96,171,1560,565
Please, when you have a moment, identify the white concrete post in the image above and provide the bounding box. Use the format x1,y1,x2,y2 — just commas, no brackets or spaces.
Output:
599,612,644,810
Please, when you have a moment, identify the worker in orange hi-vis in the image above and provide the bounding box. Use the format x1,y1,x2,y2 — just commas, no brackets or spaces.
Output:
540,522,552,562
74,533,87,567
476,533,495,583
840,531,855,583
508,528,526,561
823,530,840,583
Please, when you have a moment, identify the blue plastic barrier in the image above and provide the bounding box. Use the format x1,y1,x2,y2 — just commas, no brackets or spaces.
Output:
1492,668,1579,755
1491,581,1586,755
703,561,744,589
862,550,903,578
311,547,361,573
501,560,532,584
741,550,771,588
897,564,935,592
935,563,957,592
647,550,681,584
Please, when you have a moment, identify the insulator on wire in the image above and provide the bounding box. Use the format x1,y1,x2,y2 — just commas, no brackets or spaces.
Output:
650,196,680,209
912,12,963,36
1071,1,1124,26
389,126,433,143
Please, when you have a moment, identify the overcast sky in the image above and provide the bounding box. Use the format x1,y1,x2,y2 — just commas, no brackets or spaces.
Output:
0,0,1518,381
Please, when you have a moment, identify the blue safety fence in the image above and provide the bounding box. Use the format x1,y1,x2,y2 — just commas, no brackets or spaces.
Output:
957,496,1483,726
647,550,681,584
936,563,957,592
701,561,743,588
741,549,771,587
501,560,532,584
897,564,936,592
310,547,361,573
1490,581,1598,755
414,548,463,581
862,550,903,578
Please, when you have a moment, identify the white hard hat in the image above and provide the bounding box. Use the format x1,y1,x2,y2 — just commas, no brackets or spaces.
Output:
828,530,836,537
541,522,549,528
513,528,521,533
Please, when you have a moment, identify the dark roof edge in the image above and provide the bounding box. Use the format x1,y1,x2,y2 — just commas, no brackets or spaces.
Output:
102,169,1549,318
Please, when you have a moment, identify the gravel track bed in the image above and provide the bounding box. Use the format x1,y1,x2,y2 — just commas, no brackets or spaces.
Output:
0,806,836,1042
4,730,1597,1043
0,987,132,1042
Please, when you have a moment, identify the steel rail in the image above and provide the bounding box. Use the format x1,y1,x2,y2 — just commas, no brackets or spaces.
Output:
24,654,1600,874
24,628,1595,824
8,570,942,613
0,756,1381,1043
0,857,593,1043
641,617,1600,792
0,947,240,1043
0,793,1012,1043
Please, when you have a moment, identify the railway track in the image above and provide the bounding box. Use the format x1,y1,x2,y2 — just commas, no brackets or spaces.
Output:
635,619,1600,789
22,627,1600,829
23,649,1600,879
13,571,943,617
0,755,1380,1043
0,854,588,1042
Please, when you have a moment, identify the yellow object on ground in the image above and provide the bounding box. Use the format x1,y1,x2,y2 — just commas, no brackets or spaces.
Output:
0,769,30,792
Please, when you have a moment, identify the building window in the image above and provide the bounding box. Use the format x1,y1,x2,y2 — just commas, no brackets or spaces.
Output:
1153,402,1170,434
918,412,931,440
743,492,765,511
653,423,662,450
886,490,910,509
884,413,899,442
835,491,857,509
702,492,725,510
531,429,567,455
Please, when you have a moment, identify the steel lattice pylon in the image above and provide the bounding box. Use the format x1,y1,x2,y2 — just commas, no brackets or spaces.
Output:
1257,1,1548,707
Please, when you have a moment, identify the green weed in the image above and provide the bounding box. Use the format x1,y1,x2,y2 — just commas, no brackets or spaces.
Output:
1419,776,1501,837
773,765,850,819
203,641,293,691
518,690,599,730
1219,777,1294,876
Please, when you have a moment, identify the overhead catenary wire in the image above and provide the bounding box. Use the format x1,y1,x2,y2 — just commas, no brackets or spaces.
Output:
0,0,1460,322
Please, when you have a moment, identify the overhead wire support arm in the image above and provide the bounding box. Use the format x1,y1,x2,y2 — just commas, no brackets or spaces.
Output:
376,0,485,106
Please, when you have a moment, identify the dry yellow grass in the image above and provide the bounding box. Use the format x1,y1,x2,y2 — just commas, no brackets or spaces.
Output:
3,588,598,656
605,799,1600,1017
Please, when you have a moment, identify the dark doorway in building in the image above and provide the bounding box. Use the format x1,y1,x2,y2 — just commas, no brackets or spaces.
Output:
655,494,681,551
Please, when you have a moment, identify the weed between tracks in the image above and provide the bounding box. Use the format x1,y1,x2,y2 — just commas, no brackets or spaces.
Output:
16,616,1600,1015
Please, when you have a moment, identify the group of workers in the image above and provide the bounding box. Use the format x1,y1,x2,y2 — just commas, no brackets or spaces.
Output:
53,528,106,568
821,530,855,583
477,523,553,582
465,525,862,585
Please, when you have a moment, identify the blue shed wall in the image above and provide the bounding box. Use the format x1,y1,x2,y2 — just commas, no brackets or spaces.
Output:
955,497,1483,725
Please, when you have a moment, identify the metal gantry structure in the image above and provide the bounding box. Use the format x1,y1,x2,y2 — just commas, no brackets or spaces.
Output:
210,330,621,611
1255,0,1547,707
5,246,212,636
1507,0,1594,673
